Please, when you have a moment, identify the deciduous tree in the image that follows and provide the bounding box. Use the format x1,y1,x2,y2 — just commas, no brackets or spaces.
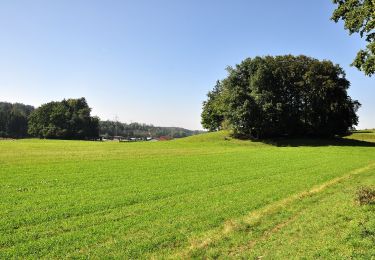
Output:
28,98,99,140
202,55,360,139
331,0,375,76
0,102,34,138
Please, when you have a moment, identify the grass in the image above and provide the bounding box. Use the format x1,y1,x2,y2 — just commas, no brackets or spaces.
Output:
0,130,374,258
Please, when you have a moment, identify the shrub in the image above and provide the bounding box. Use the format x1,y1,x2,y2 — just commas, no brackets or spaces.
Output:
356,186,375,205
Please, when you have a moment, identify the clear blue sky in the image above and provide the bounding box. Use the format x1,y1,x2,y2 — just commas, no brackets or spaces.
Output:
0,0,373,130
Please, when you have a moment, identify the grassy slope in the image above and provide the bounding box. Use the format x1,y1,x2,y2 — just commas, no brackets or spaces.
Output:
187,163,375,259
0,131,374,258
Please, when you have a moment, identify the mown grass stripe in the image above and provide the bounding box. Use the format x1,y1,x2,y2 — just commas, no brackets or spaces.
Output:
172,161,375,258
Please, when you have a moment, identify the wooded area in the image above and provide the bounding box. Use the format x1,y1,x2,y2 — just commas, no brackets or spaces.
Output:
0,102,34,138
202,55,360,138
0,98,200,140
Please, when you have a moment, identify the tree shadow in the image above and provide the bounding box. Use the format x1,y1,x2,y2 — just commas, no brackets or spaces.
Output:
259,137,375,147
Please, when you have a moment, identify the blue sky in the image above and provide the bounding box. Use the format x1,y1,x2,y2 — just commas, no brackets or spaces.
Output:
0,0,373,130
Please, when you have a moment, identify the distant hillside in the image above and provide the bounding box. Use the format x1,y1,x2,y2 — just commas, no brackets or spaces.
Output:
99,120,203,139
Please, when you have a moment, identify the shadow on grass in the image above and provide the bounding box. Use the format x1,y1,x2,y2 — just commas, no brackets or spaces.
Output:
257,137,375,147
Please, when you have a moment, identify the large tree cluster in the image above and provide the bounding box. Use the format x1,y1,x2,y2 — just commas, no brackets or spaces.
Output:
0,102,34,138
202,55,361,139
28,98,99,139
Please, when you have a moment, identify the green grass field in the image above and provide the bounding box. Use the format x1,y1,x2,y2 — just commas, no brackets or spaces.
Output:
1,131,374,258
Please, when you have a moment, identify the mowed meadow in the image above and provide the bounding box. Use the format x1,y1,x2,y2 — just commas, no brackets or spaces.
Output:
1,131,375,258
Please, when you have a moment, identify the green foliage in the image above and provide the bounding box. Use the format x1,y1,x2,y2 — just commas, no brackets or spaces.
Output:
331,0,375,76
0,131,375,258
28,98,99,140
202,55,360,138
0,102,34,138
201,81,226,131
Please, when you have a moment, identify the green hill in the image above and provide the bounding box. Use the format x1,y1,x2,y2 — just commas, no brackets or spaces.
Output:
0,131,374,258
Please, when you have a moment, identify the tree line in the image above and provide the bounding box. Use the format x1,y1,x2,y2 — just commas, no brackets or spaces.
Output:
0,102,34,138
100,121,201,139
0,98,99,140
202,55,360,139
28,98,99,140
0,98,201,140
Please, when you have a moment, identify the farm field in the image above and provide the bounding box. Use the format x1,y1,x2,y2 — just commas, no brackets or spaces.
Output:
1,131,375,258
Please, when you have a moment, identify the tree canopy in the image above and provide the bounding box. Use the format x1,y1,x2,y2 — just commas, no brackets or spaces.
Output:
201,81,226,131
202,55,361,139
0,102,34,138
331,0,375,76
28,98,99,140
